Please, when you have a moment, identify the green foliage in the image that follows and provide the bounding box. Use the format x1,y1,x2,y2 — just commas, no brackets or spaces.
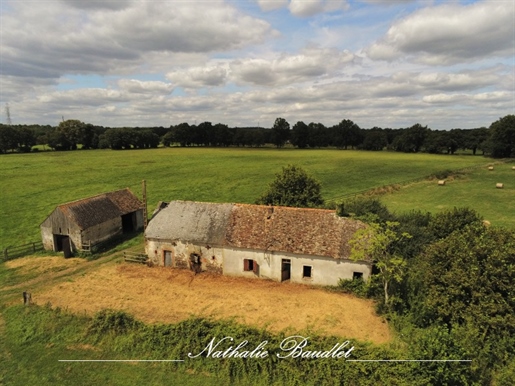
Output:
256,164,324,208
271,117,290,148
0,304,424,386
336,277,370,298
489,114,515,158
337,197,393,223
88,309,142,336
427,207,483,240
407,223,515,382
350,222,411,309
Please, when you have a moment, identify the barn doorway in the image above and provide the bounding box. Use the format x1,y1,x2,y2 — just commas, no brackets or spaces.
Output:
121,212,137,233
53,235,72,258
281,259,291,282
164,250,172,267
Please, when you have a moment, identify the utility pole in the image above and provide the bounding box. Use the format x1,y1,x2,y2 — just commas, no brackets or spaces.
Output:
142,180,148,230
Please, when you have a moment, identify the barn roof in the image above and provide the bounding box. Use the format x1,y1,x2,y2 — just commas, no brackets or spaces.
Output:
52,189,142,230
146,201,366,259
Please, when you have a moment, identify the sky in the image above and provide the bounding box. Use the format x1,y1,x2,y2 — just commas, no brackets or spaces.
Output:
0,0,513,130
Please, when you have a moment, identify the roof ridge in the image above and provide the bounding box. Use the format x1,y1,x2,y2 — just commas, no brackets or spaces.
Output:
59,188,130,208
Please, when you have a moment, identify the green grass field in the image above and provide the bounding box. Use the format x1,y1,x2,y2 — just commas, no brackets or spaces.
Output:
0,147,507,248
381,163,515,228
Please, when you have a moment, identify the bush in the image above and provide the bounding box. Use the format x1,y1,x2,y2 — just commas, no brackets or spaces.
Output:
337,197,393,223
337,278,369,298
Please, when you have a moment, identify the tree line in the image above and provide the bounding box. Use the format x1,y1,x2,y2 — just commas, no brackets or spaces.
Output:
1,114,513,158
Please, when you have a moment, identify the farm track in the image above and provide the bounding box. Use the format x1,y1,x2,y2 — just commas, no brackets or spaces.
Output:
0,253,122,302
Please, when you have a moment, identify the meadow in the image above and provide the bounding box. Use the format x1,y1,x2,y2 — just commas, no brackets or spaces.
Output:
381,164,515,228
1,147,513,385
0,147,508,249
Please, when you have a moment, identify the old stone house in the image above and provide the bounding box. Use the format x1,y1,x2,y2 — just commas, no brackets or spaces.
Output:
145,201,371,286
41,189,144,257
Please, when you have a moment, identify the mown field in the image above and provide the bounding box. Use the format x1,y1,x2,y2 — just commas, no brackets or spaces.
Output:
382,163,515,228
0,147,506,249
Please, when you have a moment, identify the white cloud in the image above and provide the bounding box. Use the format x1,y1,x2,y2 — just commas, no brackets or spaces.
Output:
230,47,355,86
117,79,174,95
289,0,348,17
255,0,348,16
166,67,229,89
0,1,274,80
1,0,512,130
38,89,128,106
256,0,289,12
366,1,515,64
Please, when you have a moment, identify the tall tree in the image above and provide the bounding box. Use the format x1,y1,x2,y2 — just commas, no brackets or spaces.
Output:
256,164,324,208
489,114,515,158
350,221,411,308
291,121,309,148
332,119,361,149
271,117,290,148
56,119,86,150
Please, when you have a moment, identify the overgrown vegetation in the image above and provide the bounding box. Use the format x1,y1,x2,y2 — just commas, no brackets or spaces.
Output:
336,197,515,384
1,304,492,386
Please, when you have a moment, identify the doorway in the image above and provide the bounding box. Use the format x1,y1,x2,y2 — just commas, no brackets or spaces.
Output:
121,212,136,232
164,250,172,267
54,235,72,258
281,259,291,282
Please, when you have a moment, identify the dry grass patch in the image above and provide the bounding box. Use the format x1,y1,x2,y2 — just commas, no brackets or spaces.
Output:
34,263,391,344
5,256,85,274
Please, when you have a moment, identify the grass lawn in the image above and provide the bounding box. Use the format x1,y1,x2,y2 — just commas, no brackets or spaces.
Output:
0,147,496,248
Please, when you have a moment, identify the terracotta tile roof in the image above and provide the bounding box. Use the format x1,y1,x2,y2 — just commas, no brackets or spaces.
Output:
58,189,142,230
226,204,365,259
146,201,366,259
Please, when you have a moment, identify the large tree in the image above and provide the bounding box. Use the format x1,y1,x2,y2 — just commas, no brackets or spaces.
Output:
489,114,515,158
290,121,309,149
271,117,290,148
350,221,411,308
256,164,324,208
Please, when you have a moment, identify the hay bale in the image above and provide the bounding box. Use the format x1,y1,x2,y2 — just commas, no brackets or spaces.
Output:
483,220,491,227
512,166,515,170
438,180,446,186
496,183,504,189
488,166,494,171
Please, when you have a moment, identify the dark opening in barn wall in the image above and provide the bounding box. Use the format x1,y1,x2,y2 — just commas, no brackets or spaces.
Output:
121,212,137,233
281,259,291,282
53,235,72,258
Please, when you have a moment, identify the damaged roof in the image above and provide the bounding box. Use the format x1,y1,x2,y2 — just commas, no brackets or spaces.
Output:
48,189,142,230
146,201,366,259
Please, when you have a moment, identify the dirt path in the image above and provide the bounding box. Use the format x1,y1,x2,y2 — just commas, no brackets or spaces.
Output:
13,256,393,344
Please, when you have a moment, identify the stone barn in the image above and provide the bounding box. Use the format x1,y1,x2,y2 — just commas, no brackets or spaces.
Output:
145,201,371,286
41,189,144,257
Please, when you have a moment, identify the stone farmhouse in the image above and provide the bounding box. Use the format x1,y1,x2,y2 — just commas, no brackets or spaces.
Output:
145,201,371,286
41,189,144,257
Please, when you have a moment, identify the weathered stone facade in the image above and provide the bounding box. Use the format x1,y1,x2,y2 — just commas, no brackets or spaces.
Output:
41,189,144,255
145,201,371,286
